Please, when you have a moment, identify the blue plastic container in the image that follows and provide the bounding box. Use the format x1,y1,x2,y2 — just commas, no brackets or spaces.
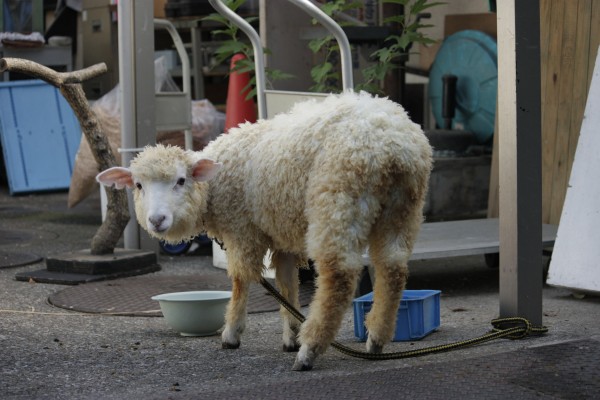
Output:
0,79,81,194
353,290,441,342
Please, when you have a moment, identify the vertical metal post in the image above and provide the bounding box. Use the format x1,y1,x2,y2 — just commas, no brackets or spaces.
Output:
287,0,354,92
118,0,158,251
190,25,205,100
497,0,543,325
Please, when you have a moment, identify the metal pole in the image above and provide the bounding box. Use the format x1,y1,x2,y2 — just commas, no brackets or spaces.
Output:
208,0,354,121
118,0,157,251
208,0,267,119
154,18,193,150
287,0,354,92
497,0,543,325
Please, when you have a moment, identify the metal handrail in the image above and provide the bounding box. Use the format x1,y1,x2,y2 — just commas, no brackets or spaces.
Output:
208,0,267,119
287,0,354,91
154,19,191,97
207,0,354,120
154,18,193,150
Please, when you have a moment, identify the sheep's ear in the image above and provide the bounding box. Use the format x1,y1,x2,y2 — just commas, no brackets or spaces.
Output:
96,167,134,189
191,158,222,182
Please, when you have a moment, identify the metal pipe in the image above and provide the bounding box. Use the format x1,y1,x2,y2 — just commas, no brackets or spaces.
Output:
208,0,267,119
288,0,354,91
442,74,457,130
208,0,354,120
154,18,193,150
154,19,190,97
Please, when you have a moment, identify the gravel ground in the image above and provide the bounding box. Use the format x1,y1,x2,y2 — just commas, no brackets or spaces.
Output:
1,189,599,399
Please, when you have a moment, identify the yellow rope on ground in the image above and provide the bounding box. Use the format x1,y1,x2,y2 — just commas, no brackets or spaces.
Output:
260,278,549,360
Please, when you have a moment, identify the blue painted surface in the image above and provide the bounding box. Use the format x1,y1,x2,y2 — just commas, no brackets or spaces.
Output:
0,80,81,194
428,30,498,143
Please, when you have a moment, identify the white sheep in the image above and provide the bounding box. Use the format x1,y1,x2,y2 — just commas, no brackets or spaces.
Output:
96,91,432,371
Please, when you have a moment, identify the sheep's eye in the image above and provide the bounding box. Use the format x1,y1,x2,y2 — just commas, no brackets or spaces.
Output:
176,177,186,186
135,182,143,190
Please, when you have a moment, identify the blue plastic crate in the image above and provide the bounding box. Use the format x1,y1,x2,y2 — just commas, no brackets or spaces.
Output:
353,290,441,342
0,80,81,194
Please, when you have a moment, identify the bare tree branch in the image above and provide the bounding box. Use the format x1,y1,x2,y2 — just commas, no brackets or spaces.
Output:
0,57,129,255
0,58,107,86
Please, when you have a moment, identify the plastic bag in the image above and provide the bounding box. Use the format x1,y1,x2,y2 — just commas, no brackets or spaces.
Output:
92,56,180,119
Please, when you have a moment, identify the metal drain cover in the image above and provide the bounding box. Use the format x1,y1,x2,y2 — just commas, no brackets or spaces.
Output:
0,251,42,269
48,273,314,316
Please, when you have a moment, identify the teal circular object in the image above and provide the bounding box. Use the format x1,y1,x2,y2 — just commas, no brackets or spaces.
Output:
428,30,497,143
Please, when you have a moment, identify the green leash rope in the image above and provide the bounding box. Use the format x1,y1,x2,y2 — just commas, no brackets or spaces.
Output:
260,278,548,360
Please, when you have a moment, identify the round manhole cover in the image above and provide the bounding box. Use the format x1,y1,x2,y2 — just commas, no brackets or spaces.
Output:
0,251,42,269
48,275,315,316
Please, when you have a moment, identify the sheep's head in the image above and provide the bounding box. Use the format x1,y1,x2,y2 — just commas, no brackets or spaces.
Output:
96,144,221,244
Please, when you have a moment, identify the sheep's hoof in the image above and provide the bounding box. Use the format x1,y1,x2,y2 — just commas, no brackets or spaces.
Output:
292,360,313,371
292,345,316,371
222,341,240,350
283,343,300,353
366,338,384,354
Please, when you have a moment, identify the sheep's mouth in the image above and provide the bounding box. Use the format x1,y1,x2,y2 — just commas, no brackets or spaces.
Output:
145,222,169,234
152,226,169,234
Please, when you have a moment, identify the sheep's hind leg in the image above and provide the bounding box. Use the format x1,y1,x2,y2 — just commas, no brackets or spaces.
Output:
364,197,422,353
364,254,409,354
273,251,302,352
293,261,361,371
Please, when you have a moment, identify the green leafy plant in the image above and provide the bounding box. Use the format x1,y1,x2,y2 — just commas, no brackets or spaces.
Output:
309,0,443,94
203,0,294,100
308,0,361,93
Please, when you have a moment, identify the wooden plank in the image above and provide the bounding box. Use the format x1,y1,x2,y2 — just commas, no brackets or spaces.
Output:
542,1,600,225
541,0,564,224
486,101,499,218
566,0,593,183
589,0,600,87
539,0,552,60
548,2,579,224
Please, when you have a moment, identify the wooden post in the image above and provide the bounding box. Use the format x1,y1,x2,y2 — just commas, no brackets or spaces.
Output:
497,0,543,325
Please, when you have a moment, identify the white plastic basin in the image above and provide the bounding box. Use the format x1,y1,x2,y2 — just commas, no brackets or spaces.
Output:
152,291,231,337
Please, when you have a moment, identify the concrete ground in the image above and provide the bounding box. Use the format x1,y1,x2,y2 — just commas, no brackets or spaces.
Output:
1,188,599,399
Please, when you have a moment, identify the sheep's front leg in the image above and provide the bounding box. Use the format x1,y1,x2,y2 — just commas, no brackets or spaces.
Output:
221,244,265,349
294,261,361,371
272,251,301,352
221,275,250,349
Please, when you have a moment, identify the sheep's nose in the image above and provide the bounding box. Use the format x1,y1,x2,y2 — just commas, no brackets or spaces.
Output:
149,214,166,230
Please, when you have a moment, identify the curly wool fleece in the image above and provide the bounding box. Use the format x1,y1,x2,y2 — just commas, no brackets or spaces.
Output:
128,91,432,259
202,91,429,265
